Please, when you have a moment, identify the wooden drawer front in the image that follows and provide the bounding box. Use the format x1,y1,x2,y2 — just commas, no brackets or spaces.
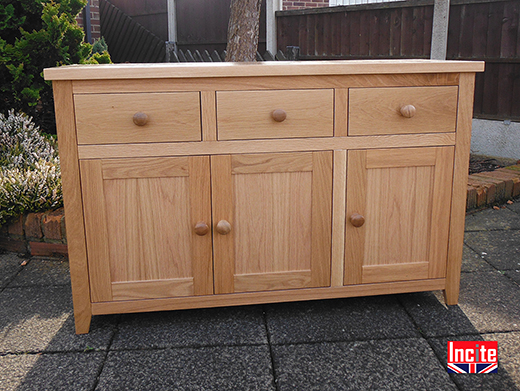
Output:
74,92,201,144
348,86,458,136
216,89,334,140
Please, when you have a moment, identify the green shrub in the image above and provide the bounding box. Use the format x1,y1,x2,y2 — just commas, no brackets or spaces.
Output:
0,0,111,133
0,110,62,225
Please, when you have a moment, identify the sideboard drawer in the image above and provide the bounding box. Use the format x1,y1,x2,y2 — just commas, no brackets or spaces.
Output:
74,92,201,144
216,89,334,140
348,86,458,136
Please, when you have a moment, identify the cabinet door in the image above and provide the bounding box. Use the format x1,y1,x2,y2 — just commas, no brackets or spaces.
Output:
344,147,454,285
80,156,213,302
212,151,333,294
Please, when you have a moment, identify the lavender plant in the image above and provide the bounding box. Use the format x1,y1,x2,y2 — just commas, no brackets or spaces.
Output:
0,110,62,225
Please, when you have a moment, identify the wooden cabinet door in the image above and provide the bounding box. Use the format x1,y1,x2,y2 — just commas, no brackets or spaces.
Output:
212,151,333,294
80,156,213,302
344,147,454,285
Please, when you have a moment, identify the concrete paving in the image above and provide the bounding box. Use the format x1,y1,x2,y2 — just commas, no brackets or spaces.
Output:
0,201,519,390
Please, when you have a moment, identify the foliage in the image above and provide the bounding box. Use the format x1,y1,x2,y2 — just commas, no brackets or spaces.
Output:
87,36,111,64
0,0,111,133
0,110,62,225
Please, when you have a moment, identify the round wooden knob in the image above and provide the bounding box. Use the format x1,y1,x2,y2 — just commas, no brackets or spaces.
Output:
272,109,287,122
194,222,209,236
399,105,416,118
216,220,232,235
350,214,365,228
133,112,149,126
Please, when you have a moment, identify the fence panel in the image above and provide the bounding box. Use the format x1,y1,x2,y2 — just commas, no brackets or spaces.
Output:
100,0,165,63
276,0,520,120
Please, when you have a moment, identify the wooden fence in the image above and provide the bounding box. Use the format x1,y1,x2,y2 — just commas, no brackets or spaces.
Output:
99,0,166,63
277,0,520,120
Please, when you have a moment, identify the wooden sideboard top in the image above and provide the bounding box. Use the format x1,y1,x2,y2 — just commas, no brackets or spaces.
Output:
44,60,485,81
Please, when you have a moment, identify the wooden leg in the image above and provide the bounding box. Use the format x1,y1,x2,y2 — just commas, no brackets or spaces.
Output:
73,304,92,334
74,314,92,334
444,73,476,307
443,284,459,306
53,81,93,335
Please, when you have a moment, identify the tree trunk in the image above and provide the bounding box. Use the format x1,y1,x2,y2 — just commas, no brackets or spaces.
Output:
225,0,263,62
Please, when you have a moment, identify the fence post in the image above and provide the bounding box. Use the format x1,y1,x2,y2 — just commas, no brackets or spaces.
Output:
430,0,450,60
267,0,283,55
167,0,177,43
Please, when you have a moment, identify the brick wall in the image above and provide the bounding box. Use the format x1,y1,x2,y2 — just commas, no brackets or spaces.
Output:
75,0,101,43
283,0,329,10
0,208,68,257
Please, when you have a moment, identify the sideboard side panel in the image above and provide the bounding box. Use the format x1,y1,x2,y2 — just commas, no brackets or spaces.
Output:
52,80,92,334
445,72,477,305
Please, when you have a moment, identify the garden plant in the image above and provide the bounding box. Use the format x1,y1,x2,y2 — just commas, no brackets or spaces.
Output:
0,0,110,134
0,0,111,225
0,110,62,225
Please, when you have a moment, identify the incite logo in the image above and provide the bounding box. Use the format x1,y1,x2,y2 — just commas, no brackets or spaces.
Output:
447,341,498,374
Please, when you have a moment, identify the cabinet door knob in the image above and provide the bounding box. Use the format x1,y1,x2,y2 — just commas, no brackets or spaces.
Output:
272,109,287,122
133,112,149,126
194,222,210,236
399,105,416,118
350,213,365,227
216,220,232,235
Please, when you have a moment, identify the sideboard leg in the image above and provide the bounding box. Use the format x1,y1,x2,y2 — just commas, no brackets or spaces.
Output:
444,73,476,308
443,286,459,306
74,312,92,335
53,80,94,335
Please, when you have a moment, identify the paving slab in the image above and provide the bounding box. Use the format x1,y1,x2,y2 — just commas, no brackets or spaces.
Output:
265,296,420,345
429,333,520,390
486,331,520,388
0,252,25,289
112,305,267,350
399,291,479,337
506,198,520,213
272,338,457,391
7,257,70,287
464,230,520,270
0,286,117,353
96,345,275,391
0,351,105,391
505,270,520,285
465,207,520,231
461,244,495,273
458,271,520,333
400,271,520,337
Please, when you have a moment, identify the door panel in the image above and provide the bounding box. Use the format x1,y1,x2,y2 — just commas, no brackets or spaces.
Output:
212,151,333,294
80,156,213,302
344,147,454,285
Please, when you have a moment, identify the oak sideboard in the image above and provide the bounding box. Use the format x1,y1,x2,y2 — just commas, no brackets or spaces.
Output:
44,60,484,334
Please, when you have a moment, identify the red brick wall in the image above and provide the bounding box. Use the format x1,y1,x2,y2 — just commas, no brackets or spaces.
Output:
283,0,329,11
75,0,101,43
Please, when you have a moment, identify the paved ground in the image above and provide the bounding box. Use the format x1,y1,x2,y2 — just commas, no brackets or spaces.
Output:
0,203,519,390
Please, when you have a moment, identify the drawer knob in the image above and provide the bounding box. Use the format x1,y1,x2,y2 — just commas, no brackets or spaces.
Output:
194,222,210,236
350,213,365,228
399,105,416,118
216,220,232,235
272,109,287,122
133,112,149,126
